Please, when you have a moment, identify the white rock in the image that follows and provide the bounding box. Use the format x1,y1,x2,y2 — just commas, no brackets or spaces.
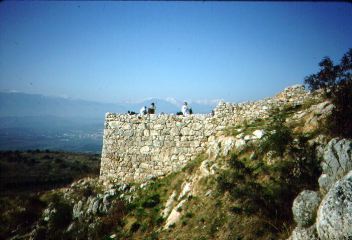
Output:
235,139,246,149
178,182,192,200
199,160,211,177
252,129,264,139
162,191,177,218
164,199,186,229
244,135,252,141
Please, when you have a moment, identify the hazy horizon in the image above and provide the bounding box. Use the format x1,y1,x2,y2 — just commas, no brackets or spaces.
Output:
1,2,352,104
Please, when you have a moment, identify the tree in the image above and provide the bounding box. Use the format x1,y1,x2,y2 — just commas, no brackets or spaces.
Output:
304,49,352,138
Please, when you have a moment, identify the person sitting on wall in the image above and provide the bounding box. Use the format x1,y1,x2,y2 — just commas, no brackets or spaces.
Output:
181,102,191,116
148,102,156,114
140,106,147,115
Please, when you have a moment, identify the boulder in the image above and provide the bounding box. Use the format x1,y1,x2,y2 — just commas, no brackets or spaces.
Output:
292,190,321,227
316,170,352,240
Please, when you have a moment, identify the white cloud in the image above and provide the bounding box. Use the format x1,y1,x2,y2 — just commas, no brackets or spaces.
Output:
165,97,181,106
191,99,223,106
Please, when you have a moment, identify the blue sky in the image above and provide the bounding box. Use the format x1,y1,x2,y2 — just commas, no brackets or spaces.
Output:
0,2,351,104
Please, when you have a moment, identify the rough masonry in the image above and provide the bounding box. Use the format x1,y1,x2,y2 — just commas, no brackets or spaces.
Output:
100,85,313,183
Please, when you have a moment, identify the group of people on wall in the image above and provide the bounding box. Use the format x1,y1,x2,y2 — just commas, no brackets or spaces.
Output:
139,102,156,115
138,102,192,116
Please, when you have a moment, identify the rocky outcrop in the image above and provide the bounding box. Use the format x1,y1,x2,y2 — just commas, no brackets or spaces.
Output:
319,138,352,194
316,170,352,240
291,101,334,134
30,178,139,240
288,138,352,240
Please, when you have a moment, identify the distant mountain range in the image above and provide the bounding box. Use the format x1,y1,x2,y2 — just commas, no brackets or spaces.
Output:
0,91,219,152
0,92,218,118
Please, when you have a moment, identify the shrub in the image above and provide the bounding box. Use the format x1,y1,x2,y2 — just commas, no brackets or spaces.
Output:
130,222,141,233
142,194,160,208
99,200,126,236
49,195,72,230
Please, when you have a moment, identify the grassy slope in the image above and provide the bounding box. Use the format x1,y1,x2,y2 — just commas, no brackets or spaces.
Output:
109,97,325,240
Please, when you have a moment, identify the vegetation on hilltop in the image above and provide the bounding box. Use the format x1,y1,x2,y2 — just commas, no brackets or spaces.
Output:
305,48,352,138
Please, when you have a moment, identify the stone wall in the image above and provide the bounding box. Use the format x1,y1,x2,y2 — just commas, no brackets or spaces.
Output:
100,85,313,183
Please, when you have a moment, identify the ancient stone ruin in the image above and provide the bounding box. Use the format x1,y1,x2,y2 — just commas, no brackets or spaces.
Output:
100,85,310,183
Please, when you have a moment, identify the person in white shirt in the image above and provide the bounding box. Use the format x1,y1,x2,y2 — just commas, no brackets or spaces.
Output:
181,102,190,116
140,106,147,115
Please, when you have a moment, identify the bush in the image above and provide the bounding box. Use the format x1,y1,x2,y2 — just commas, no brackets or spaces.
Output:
142,194,160,208
49,195,72,230
130,222,141,233
99,200,126,236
